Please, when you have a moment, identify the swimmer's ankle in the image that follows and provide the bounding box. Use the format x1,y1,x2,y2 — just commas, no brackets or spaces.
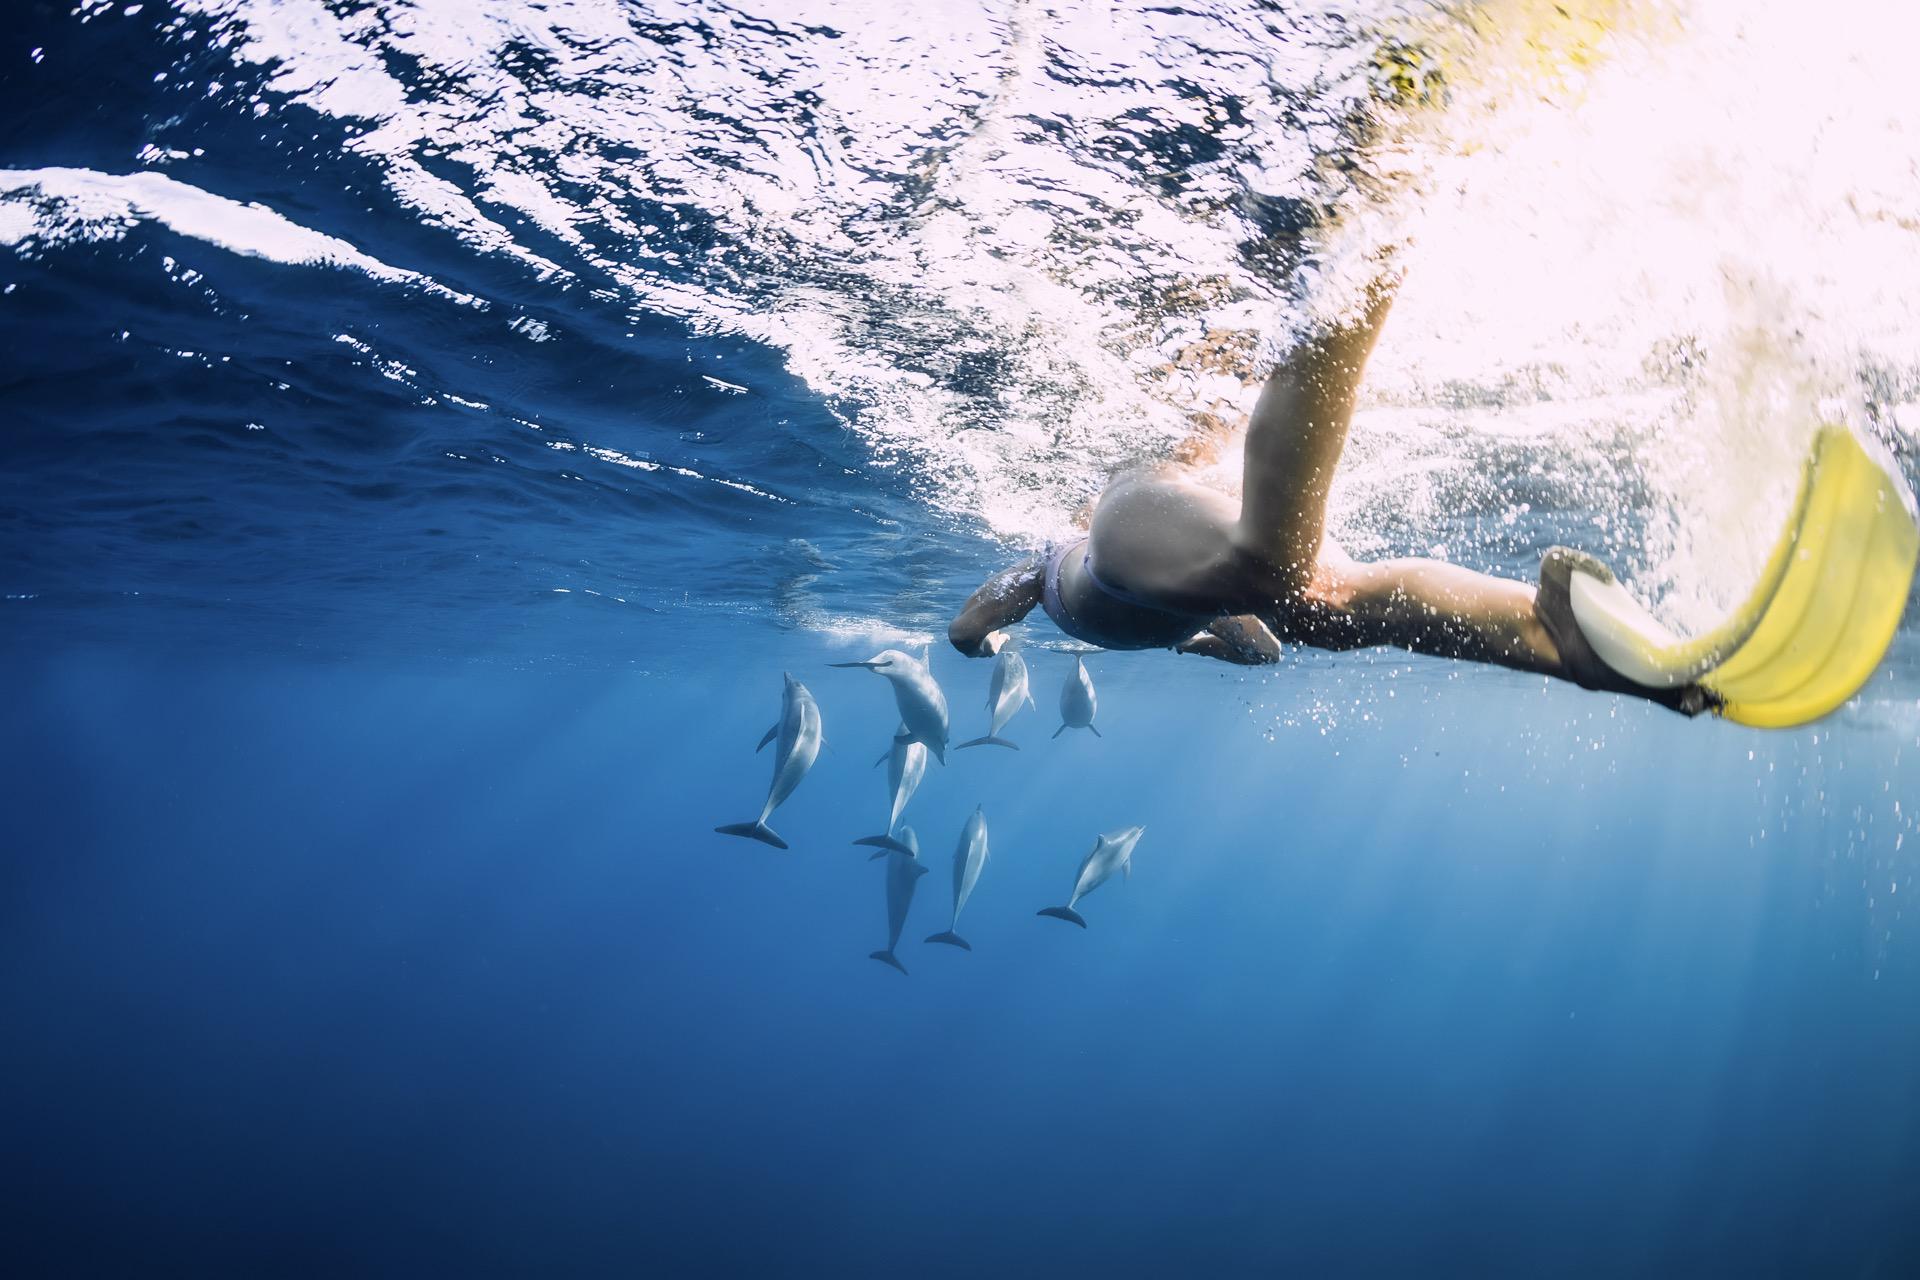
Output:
1534,546,1717,718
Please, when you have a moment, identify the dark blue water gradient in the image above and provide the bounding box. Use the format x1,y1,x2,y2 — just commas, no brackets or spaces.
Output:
4,644,1917,1276
0,5,992,665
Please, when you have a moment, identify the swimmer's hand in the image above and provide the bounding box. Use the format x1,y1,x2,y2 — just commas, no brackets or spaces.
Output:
1177,615,1282,665
950,559,1045,657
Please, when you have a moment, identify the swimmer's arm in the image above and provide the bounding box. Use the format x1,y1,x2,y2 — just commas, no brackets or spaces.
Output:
949,558,1044,657
1176,614,1282,665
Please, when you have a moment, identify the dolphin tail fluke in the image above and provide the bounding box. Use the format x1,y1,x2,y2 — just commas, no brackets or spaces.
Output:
956,735,1020,750
1051,724,1067,739
869,950,909,975
714,821,788,849
853,834,918,856
1036,906,1087,928
924,930,972,950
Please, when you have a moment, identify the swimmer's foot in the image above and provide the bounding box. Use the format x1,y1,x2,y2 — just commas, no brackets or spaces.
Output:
1535,547,1720,718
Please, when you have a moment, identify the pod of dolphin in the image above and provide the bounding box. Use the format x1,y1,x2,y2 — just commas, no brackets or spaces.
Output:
714,647,1135,974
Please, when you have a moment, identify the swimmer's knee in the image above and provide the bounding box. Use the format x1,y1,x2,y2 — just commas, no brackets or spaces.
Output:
1270,559,1382,649
1282,554,1360,612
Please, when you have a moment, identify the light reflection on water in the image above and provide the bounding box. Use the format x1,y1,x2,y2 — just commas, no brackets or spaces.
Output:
3,0,1917,658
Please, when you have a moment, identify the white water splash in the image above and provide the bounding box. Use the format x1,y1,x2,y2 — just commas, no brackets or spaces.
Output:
0,166,482,306
1352,0,1920,627
158,0,1920,631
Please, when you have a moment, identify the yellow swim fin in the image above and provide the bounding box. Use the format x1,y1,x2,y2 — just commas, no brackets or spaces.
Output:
1566,424,1918,728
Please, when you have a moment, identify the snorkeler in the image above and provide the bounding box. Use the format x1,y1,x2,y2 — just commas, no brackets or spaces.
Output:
949,274,1716,715
950,262,1918,724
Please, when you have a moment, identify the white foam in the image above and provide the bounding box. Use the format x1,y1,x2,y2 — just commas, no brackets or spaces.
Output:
0,166,482,306
156,0,1920,632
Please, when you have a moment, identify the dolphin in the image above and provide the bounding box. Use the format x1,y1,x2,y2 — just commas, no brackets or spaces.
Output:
871,825,930,975
714,673,823,849
957,648,1035,750
851,723,927,857
858,820,920,863
1054,655,1100,739
926,805,989,950
1037,825,1143,928
829,648,949,763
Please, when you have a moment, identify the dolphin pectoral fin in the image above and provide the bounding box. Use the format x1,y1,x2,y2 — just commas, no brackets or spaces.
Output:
956,735,1020,750
1051,725,1067,739
714,821,788,849
873,750,890,768
869,950,909,975
1088,724,1102,738
755,724,778,752
925,930,972,950
1036,906,1087,928
1123,859,1131,881
853,834,918,856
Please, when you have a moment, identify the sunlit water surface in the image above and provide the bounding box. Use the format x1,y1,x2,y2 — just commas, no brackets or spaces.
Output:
3,1,1917,1274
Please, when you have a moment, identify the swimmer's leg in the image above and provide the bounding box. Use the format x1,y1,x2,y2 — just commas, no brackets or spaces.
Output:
1292,556,1563,676
1234,278,1398,587
1292,553,1712,714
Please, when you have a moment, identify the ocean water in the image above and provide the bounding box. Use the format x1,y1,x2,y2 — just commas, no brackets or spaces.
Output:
4,1,1919,1275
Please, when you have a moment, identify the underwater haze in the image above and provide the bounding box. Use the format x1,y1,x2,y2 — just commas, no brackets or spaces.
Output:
4,1,1919,1275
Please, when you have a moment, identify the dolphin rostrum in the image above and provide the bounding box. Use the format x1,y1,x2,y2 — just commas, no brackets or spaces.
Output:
926,805,989,950
1054,655,1100,739
957,648,1035,750
851,723,927,857
829,648,949,763
1037,825,1143,928
714,673,823,850
871,825,930,975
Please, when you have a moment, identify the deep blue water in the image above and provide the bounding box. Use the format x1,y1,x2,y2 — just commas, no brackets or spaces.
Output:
6,648,1918,1275
5,3,1920,1277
